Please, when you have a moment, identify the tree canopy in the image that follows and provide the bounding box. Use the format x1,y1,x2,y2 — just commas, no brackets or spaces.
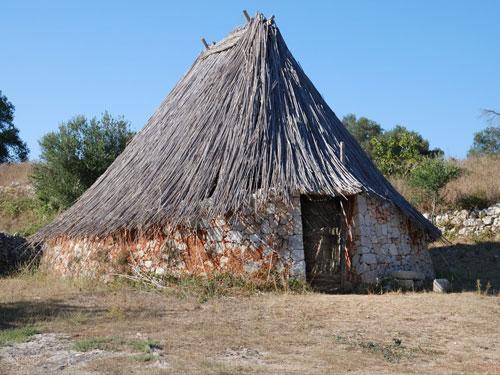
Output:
370,125,443,176
342,114,383,158
32,112,135,209
0,91,29,162
468,126,500,157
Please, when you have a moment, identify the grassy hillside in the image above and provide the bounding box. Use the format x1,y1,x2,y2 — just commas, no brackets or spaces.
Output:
0,163,56,236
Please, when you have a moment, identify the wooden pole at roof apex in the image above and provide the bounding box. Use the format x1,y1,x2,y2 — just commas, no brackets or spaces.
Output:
201,38,209,50
243,10,251,22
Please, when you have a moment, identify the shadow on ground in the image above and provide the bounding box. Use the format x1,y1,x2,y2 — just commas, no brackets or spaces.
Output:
430,241,500,292
0,300,105,329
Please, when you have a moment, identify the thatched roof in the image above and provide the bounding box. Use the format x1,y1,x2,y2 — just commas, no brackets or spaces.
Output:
33,13,440,241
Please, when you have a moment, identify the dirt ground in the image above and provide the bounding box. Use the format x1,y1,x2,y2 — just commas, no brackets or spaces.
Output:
0,275,498,374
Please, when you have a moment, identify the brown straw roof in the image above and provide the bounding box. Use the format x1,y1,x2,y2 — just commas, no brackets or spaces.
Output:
33,13,440,241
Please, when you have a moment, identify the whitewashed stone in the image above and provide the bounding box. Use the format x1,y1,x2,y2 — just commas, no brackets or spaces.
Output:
433,278,450,293
144,260,153,268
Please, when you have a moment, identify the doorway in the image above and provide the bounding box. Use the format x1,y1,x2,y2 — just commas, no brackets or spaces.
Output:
300,195,345,292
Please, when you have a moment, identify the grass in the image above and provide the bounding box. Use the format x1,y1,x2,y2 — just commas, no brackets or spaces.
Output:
0,192,57,236
0,271,498,374
0,162,33,187
111,271,309,304
390,156,500,212
0,326,39,346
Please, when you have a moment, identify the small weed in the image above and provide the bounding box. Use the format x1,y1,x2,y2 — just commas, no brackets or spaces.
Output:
73,337,114,352
0,326,40,346
127,338,162,353
130,353,158,362
334,334,429,363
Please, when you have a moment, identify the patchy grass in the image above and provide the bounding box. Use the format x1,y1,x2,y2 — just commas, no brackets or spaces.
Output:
0,273,498,374
112,271,309,304
0,326,39,346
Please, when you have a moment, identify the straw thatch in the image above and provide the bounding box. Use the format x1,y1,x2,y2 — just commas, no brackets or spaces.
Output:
33,13,440,241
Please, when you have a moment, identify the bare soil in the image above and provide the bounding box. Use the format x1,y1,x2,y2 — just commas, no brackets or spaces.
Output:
0,275,498,374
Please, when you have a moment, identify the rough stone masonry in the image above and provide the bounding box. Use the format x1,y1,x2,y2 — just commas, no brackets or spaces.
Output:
41,193,435,285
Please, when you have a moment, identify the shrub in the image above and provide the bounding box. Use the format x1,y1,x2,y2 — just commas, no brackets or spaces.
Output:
370,125,442,176
408,158,461,219
32,112,134,210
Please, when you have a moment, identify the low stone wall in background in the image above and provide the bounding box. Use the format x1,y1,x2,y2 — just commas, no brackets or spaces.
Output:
427,203,500,238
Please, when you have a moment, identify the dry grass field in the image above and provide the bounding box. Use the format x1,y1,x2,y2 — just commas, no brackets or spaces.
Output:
0,274,498,374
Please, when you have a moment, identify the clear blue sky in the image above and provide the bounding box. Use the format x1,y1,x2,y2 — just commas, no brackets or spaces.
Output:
3,1,499,159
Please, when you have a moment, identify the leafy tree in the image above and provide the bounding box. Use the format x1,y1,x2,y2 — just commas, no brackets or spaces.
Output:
408,158,461,221
342,114,383,157
0,91,29,162
370,125,442,176
32,112,135,210
468,126,500,157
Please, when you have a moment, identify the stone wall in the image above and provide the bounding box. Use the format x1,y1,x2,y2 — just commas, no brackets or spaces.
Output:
350,194,435,284
0,232,39,275
41,193,435,286
41,196,305,280
429,203,500,238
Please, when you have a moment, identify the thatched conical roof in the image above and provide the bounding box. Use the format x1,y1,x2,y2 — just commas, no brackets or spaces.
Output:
34,13,440,241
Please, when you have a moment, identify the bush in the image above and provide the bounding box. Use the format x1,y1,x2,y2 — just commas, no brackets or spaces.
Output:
408,158,461,219
370,125,442,176
32,112,134,210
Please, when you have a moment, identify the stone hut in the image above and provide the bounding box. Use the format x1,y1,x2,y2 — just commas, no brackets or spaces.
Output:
33,13,439,291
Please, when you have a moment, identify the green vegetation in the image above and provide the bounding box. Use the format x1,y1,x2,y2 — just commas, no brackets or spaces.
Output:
0,90,29,163
468,125,500,157
0,192,56,235
73,336,161,354
32,112,134,210
0,326,39,346
408,157,461,219
370,125,442,176
342,114,383,158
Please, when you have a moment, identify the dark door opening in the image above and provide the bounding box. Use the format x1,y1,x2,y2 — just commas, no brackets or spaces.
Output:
300,195,345,292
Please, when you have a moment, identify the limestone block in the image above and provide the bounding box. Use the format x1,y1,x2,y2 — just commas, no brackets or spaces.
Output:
482,216,494,225
433,278,450,293
361,253,377,265
261,221,272,234
288,234,304,251
356,262,370,274
361,270,379,284
389,244,399,256
391,270,425,280
395,279,414,290
226,230,242,243
290,260,306,279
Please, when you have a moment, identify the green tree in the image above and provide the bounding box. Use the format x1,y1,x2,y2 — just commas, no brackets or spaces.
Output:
408,158,461,221
468,126,500,157
32,112,135,209
370,125,442,176
342,114,383,157
0,91,29,162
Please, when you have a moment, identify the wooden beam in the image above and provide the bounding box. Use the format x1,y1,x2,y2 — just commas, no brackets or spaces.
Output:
242,10,251,22
201,38,209,50
340,141,345,164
